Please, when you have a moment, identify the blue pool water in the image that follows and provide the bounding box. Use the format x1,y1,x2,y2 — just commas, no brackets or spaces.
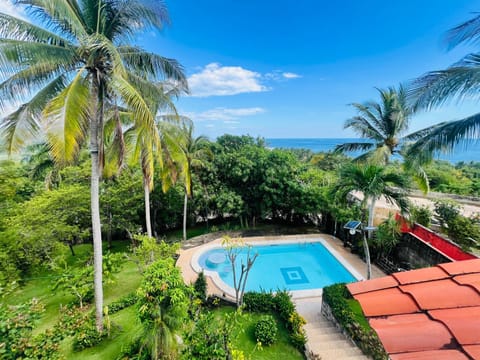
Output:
197,241,356,292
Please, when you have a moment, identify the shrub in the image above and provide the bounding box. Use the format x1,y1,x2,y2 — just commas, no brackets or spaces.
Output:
107,293,137,314
194,271,208,302
254,315,277,346
323,283,388,360
411,205,432,227
273,290,295,323
72,322,106,351
242,291,275,312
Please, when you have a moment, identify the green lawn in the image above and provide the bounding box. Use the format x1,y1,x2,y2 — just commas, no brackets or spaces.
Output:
60,306,142,360
213,306,305,360
8,241,142,337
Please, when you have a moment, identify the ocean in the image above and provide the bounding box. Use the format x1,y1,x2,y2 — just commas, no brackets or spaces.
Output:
266,138,480,163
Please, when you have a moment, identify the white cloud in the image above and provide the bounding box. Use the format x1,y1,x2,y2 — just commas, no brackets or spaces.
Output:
186,107,265,121
282,72,301,79
188,63,267,97
0,0,26,19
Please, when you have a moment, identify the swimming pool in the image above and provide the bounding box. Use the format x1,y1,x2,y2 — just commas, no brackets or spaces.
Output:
193,239,361,294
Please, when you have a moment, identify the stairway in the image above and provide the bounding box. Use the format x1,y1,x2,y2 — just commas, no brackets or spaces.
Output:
295,297,369,360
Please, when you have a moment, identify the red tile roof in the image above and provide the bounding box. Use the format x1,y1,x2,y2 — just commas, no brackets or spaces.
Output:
346,259,480,359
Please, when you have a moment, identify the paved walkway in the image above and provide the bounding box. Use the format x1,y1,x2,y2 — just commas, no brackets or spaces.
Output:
176,232,384,359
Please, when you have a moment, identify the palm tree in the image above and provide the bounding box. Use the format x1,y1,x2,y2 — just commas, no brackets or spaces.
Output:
408,13,480,158
335,86,432,191
0,0,186,331
334,163,410,279
175,120,212,241
23,143,61,189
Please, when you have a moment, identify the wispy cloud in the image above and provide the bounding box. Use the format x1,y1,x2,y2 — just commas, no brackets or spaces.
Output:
188,63,267,97
0,0,26,19
264,70,302,81
186,107,265,121
282,72,301,79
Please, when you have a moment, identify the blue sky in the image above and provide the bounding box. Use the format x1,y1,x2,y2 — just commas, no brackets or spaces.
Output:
2,0,480,139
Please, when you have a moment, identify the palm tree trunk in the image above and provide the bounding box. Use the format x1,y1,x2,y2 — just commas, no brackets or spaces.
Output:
91,81,104,332
367,198,376,237
363,230,372,279
144,180,152,238
183,192,188,241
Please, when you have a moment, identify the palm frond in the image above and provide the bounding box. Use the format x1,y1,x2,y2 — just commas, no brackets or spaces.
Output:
0,74,67,153
103,0,170,41
0,12,69,45
407,113,480,162
444,12,480,50
43,68,90,164
334,141,375,154
409,53,480,110
118,46,188,88
18,0,87,39
344,115,384,140
0,60,75,108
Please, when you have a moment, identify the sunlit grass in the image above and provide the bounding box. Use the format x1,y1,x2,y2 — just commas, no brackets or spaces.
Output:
212,306,304,360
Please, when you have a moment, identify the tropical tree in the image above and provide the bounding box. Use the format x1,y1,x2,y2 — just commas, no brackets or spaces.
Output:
334,164,410,278
0,0,186,330
176,120,212,241
335,86,431,191
408,12,480,158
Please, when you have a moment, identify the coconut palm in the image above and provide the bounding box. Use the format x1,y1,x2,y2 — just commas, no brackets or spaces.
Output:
408,13,480,159
335,86,432,192
334,163,410,279
175,120,212,241
0,0,186,330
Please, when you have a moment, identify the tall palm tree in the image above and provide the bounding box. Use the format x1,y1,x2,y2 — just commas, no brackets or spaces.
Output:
175,120,212,241
0,0,186,330
408,12,480,158
335,86,432,191
334,164,410,279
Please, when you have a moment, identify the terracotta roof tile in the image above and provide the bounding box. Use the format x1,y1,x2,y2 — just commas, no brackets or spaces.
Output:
369,313,455,354
347,275,398,295
392,266,449,285
353,288,420,317
454,273,480,293
438,259,480,276
463,344,480,359
429,307,480,345
390,350,470,360
400,279,480,310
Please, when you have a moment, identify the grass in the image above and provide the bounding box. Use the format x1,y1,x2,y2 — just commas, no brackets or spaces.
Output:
7,241,142,336
346,298,370,331
60,306,142,360
212,306,304,360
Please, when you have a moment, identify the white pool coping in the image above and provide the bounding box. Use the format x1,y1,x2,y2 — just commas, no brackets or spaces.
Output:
190,236,364,299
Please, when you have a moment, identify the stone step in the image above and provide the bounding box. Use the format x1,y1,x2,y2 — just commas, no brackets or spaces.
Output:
307,331,352,343
304,320,339,331
307,345,368,359
308,338,358,351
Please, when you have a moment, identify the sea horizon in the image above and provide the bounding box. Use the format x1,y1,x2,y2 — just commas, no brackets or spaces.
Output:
266,138,480,163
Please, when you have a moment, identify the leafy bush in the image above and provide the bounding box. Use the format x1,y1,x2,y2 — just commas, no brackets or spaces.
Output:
254,315,277,345
72,322,106,351
194,271,207,302
244,290,306,349
243,291,275,312
107,293,137,314
323,284,388,360
273,290,295,323
411,205,432,227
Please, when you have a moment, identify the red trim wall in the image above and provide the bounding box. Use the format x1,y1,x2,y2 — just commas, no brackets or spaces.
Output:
396,214,477,261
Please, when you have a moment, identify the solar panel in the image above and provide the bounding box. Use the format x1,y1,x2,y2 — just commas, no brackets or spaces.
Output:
344,220,361,230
